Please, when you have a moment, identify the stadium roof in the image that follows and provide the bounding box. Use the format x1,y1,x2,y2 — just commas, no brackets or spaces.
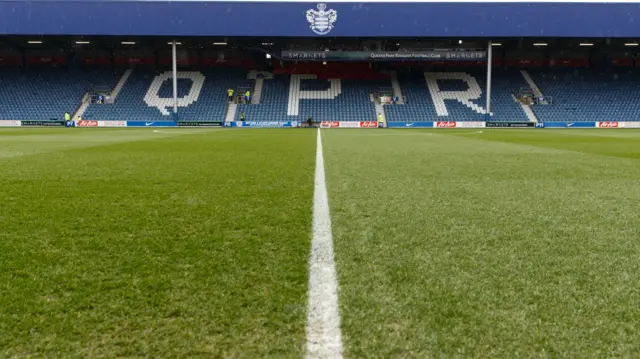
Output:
1,1,640,38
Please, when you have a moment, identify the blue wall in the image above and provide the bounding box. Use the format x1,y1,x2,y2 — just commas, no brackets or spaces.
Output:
1,1,640,37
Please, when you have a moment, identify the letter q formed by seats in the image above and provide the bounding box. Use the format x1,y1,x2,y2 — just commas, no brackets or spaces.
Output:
144,71,205,116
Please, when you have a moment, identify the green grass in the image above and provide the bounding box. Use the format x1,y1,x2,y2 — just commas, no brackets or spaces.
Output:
2,128,640,357
0,128,315,357
323,129,640,358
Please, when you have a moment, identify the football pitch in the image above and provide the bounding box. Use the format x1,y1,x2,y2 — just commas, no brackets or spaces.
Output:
1,127,640,358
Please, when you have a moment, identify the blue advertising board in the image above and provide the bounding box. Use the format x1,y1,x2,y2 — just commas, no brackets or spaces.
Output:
225,121,296,128
541,122,596,128
387,122,434,128
1,1,640,37
127,121,177,127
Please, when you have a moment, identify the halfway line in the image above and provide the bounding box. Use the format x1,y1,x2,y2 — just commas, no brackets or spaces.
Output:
306,128,343,359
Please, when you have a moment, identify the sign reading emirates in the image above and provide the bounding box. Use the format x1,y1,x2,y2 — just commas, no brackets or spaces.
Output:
597,121,619,128
435,121,457,128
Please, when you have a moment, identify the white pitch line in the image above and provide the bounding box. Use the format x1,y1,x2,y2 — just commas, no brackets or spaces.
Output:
306,128,343,359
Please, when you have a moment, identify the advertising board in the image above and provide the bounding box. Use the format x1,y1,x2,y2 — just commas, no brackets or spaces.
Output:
0,120,21,127
98,121,127,127
21,120,64,127
387,122,434,128
127,121,177,127
596,122,619,128
338,122,361,128
76,120,99,127
281,51,486,62
435,121,457,128
359,122,379,128
317,121,380,128
455,122,486,128
541,122,596,128
240,122,289,128
486,122,535,128
320,121,340,129
178,121,223,127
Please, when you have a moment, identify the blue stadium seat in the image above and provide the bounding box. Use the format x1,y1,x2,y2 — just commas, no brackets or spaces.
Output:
3,68,639,124
529,70,640,122
385,70,530,122
84,69,249,122
0,69,119,121
236,75,385,122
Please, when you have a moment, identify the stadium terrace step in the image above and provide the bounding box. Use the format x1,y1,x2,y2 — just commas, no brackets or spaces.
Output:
72,95,91,121
225,103,238,122
512,94,539,123
109,69,133,103
247,70,274,105
520,70,548,104
390,71,405,105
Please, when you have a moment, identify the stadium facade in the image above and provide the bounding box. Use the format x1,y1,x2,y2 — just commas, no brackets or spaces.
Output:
1,0,640,129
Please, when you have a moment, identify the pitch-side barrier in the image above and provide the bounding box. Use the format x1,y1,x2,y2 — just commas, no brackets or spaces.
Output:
3,120,640,129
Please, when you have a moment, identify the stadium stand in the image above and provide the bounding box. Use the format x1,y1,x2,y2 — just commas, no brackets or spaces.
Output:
83,69,250,122
2,63,639,124
235,75,386,122
384,69,531,122
0,69,119,121
528,70,640,122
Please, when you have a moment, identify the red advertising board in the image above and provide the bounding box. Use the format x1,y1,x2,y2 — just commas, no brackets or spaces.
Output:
320,121,340,128
359,121,378,128
435,121,457,128
598,121,619,128
76,120,99,127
